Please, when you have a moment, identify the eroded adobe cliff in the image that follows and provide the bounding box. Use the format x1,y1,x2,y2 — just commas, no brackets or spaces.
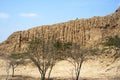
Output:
0,7,120,54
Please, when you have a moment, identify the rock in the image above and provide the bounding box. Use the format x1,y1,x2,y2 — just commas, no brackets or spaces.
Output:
116,6,120,12
0,7,120,54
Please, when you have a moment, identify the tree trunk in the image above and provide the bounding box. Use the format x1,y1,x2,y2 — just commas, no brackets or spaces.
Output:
48,66,53,79
76,60,83,80
12,65,15,77
41,73,46,80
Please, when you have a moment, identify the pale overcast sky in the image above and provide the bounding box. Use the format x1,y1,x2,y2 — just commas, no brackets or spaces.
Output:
0,0,120,42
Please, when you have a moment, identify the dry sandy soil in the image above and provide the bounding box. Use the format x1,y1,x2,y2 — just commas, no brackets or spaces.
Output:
0,56,120,80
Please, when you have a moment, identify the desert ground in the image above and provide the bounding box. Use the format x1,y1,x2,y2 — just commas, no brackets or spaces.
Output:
0,56,120,80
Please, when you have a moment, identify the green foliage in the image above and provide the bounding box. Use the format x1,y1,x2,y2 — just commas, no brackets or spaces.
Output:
10,53,28,59
53,41,72,51
63,42,72,49
10,53,23,59
103,35,120,60
28,38,42,49
53,40,63,50
104,36,120,48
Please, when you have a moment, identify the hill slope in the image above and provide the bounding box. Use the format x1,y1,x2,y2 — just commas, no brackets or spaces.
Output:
0,7,120,54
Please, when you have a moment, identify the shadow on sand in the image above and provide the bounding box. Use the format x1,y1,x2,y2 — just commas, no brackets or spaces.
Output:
0,75,39,80
0,75,120,80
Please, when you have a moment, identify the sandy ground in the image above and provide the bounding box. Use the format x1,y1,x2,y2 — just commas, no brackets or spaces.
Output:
0,57,120,80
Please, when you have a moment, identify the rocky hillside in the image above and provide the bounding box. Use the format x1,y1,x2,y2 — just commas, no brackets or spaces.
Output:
0,7,120,54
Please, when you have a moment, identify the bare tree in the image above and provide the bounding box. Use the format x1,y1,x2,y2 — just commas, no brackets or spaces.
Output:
27,38,64,80
65,43,97,80
0,53,26,80
10,54,26,76
5,53,27,80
